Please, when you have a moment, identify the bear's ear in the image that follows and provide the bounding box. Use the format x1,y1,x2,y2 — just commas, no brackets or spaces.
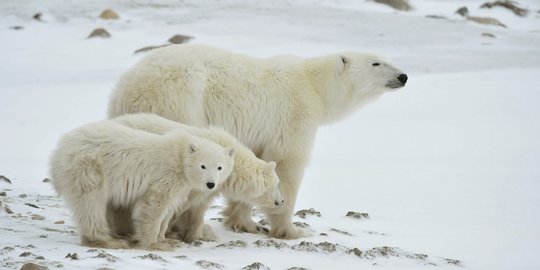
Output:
224,147,236,158
188,143,198,153
340,55,348,65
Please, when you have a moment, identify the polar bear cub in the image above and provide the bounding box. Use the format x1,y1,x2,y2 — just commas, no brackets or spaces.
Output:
111,113,284,241
50,120,235,250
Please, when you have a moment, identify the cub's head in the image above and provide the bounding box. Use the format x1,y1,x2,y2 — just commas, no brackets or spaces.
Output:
184,141,235,192
338,53,407,93
227,160,284,209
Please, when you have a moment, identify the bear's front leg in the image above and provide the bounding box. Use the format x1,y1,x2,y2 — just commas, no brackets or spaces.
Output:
263,159,313,239
223,199,268,234
132,192,177,251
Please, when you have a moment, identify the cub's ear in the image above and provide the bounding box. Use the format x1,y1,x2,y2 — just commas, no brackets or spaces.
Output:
225,147,236,158
188,143,198,153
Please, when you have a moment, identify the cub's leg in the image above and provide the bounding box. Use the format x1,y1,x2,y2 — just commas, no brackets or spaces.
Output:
223,200,268,234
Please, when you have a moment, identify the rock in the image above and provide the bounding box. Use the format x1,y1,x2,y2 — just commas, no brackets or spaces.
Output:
444,258,463,266
467,16,507,28
39,235,48,238
31,214,45,220
133,44,170,54
35,256,45,260
319,233,328,236
42,178,51,183
135,253,167,262
1,175,12,184
93,251,118,263
168,34,193,44
287,267,310,270
0,191,6,196
253,239,289,249
347,248,362,257
54,220,65,224
480,0,528,17
20,263,48,270
242,262,270,270
330,228,352,236
291,241,337,253
482,32,496,38
19,193,27,198
346,211,370,219
25,203,40,209
292,221,311,230
88,28,111,39
32,13,42,22
362,246,400,259
425,15,448,20
19,251,35,257
196,260,224,269
294,208,321,219
65,253,79,260
9,26,24,30
456,6,469,17
99,9,119,20
174,255,189,259
216,240,247,249
374,0,412,11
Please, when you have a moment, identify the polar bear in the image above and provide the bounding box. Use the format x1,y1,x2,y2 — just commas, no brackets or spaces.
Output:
110,113,284,242
108,44,408,239
50,120,235,250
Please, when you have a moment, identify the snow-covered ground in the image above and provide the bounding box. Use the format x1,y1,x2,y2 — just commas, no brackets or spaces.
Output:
1,0,540,269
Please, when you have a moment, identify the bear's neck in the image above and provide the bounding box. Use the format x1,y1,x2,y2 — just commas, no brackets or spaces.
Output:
304,57,384,125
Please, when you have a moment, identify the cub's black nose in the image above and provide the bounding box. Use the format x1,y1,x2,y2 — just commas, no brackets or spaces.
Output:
398,74,408,84
206,182,215,189
274,200,285,206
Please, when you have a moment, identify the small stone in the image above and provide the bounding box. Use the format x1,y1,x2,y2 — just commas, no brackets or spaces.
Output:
444,258,462,266
168,34,193,44
99,9,119,20
346,211,370,219
19,251,34,257
467,16,507,28
32,13,42,21
253,239,289,249
35,256,45,260
216,240,247,249
31,214,45,220
425,15,447,20
242,262,270,270
88,28,111,39
196,260,224,269
19,193,27,198
0,191,6,196
133,44,170,54
347,248,362,257
39,235,48,238
293,221,311,229
135,253,167,262
482,32,496,38
294,208,321,219
9,26,24,30
319,233,328,236
42,178,51,183
455,6,469,17
480,1,528,17
54,220,65,224
93,251,118,263
287,267,310,270
65,253,79,260
374,0,412,11
20,263,48,270
330,228,352,236
174,255,188,259
25,203,40,209
0,175,12,184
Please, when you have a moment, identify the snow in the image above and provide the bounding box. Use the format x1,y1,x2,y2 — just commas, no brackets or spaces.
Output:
1,0,540,269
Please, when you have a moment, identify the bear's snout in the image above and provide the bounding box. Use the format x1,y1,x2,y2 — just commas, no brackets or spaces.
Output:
398,74,408,85
206,182,215,189
274,199,285,207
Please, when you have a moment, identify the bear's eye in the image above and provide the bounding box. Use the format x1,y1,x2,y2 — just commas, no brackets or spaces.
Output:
372,63,380,66
201,165,206,169
218,166,222,171
341,56,348,65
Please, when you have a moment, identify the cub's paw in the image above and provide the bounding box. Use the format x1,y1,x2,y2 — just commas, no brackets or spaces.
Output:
269,225,313,239
226,219,267,234
143,241,177,251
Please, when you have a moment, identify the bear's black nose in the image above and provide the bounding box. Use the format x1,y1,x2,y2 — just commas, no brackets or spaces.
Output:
398,74,408,85
274,200,285,206
206,182,215,189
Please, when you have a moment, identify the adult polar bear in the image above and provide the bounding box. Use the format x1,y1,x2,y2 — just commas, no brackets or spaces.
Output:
108,44,407,239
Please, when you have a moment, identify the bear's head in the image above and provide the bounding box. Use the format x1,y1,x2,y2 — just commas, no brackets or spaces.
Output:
183,140,235,192
338,53,407,93
225,160,284,209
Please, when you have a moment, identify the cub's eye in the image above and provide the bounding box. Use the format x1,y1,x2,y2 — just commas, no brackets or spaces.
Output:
372,63,380,66
201,165,206,169
218,166,222,171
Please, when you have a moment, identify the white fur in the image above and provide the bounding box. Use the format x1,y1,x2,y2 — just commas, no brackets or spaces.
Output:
108,44,407,239
110,113,283,241
50,120,234,250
